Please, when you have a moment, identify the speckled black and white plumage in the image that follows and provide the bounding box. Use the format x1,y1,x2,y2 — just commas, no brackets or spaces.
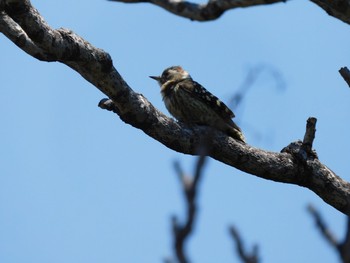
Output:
150,66,245,143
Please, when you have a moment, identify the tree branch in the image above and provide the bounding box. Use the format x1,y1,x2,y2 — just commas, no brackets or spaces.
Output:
0,10,49,60
171,154,207,263
339,218,350,263
339,67,350,87
109,0,350,24
229,226,259,263
308,205,350,263
307,204,339,247
1,0,350,215
302,117,317,153
310,0,350,25
108,0,286,21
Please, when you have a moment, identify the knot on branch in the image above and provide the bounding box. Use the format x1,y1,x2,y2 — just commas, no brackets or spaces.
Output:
98,98,120,114
280,140,318,187
201,2,224,20
280,117,319,186
281,140,317,161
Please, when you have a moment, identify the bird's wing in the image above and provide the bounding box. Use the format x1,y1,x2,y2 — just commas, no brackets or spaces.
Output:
178,80,235,119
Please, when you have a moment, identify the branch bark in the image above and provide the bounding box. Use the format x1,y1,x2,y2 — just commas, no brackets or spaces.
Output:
310,0,350,25
1,0,350,215
109,0,286,21
109,0,350,24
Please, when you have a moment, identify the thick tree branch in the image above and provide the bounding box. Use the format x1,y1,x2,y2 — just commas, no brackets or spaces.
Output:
109,0,350,24
109,0,286,21
341,218,350,263
310,0,350,25
0,10,49,60
1,0,350,215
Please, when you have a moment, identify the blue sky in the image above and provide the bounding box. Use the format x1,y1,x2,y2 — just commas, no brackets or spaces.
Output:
1,0,350,262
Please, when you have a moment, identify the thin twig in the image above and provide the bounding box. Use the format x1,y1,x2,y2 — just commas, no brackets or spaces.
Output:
339,67,350,88
171,150,208,263
302,117,317,151
307,204,339,247
338,217,350,263
229,226,259,263
307,204,350,263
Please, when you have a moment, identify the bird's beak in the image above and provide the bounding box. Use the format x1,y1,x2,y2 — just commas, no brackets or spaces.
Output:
149,76,160,81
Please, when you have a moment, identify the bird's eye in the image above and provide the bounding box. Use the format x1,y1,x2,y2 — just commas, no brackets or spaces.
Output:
162,71,170,80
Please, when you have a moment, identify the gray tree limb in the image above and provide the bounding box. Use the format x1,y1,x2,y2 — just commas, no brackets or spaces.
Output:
108,0,285,21
1,0,350,215
310,0,350,25
109,0,350,24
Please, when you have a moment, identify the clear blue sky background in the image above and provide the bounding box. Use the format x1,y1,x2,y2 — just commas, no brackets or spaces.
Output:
1,0,350,262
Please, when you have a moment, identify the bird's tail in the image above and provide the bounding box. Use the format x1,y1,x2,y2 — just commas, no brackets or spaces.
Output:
226,123,246,144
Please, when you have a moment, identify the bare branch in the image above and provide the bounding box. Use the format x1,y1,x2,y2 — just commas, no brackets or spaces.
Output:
339,218,350,263
307,205,350,263
307,204,339,247
108,0,286,21
109,0,350,24
0,10,49,60
171,153,207,263
339,67,350,87
302,117,317,152
229,226,259,263
2,0,350,215
310,0,350,25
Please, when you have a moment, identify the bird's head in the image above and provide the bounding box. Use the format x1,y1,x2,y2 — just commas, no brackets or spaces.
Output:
150,66,191,86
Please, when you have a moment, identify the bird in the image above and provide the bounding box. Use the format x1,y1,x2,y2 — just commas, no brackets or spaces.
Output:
150,66,245,143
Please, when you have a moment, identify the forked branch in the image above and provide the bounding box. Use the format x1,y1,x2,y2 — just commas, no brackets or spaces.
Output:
109,0,350,24
339,67,350,87
108,0,285,21
1,0,350,216
171,154,207,263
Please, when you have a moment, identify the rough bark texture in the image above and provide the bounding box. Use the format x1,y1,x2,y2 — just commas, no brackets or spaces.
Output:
310,0,350,25
1,0,350,215
110,0,286,21
109,0,350,24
